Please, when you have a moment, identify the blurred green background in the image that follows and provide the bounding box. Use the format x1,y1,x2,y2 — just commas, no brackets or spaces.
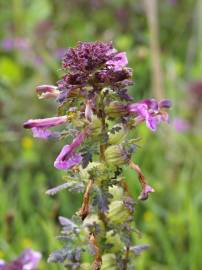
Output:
0,0,202,269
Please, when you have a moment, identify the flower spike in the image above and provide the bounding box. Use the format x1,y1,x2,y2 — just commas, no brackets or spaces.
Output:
24,41,171,269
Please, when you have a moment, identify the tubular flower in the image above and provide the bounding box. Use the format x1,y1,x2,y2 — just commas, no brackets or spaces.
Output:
36,85,60,99
54,130,88,170
23,116,67,139
127,99,171,131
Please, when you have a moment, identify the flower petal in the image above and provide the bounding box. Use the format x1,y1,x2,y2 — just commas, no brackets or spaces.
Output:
53,130,87,170
145,115,162,132
54,151,82,170
31,127,59,139
24,116,67,129
19,249,41,270
138,184,155,200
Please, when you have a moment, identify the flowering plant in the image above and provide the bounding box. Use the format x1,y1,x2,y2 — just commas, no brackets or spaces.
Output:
24,41,171,269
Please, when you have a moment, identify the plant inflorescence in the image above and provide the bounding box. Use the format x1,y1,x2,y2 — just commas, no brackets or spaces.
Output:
24,41,171,270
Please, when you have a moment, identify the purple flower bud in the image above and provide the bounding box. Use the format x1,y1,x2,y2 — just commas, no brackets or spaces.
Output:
106,52,128,71
62,41,114,72
23,116,67,139
36,85,60,99
85,100,93,122
54,130,88,170
0,249,41,270
138,184,155,201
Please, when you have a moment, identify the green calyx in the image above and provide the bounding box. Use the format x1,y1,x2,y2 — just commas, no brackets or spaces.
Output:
107,200,130,224
100,254,117,270
108,124,128,145
105,145,128,166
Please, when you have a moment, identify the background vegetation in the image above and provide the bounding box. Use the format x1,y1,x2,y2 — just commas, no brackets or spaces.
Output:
0,0,202,269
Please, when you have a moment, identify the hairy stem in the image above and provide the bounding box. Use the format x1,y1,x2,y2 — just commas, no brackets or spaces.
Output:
89,233,102,270
128,160,147,189
78,179,93,220
123,246,130,270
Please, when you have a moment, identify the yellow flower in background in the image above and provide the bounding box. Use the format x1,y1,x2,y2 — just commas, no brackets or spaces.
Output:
21,238,33,248
21,136,33,150
0,250,5,259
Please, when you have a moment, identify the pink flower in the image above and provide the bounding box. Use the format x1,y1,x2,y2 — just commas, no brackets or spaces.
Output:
23,116,67,139
128,99,171,131
36,85,60,99
54,131,88,170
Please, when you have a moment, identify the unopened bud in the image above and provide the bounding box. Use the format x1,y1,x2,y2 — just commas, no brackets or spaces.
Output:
106,230,124,252
85,99,93,122
36,85,60,99
89,116,102,136
107,200,130,224
108,185,124,201
67,87,82,98
83,214,104,227
83,214,105,239
79,263,91,270
105,101,127,118
101,254,117,270
105,145,128,166
108,124,128,145
81,162,109,183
